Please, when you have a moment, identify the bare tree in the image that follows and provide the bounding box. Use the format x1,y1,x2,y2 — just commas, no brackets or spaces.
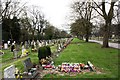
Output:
92,0,118,47
71,1,93,42
28,6,46,39
2,0,26,19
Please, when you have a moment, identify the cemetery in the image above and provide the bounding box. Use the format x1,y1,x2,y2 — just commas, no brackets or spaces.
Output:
0,38,119,79
0,0,119,79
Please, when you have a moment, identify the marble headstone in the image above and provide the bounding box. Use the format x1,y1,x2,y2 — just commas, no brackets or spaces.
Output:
4,43,8,49
4,65,15,79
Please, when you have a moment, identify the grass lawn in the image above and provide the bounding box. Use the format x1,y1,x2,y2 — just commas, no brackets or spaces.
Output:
44,38,119,78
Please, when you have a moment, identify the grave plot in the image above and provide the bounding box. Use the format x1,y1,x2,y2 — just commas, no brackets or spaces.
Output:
40,61,103,78
22,58,40,78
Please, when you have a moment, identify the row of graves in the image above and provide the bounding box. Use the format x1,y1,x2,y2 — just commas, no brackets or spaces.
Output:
1,38,69,58
3,59,100,79
3,37,102,79
2,38,73,79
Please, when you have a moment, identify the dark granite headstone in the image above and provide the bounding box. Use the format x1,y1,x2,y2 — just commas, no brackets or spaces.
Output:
11,45,15,52
23,58,33,71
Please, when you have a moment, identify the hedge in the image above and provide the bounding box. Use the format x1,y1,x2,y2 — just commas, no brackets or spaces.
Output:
38,46,51,60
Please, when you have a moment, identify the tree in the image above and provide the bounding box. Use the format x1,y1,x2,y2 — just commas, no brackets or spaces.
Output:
2,0,26,19
2,16,21,41
70,18,93,40
92,0,117,47
60,30,68,38
29,6,46,40
71,1,93,42
1,0,26,42
44,25,54,40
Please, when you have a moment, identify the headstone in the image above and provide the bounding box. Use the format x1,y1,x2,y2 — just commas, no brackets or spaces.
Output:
7,41,11,47
31,40,34,49
13,49,18,59
11,44,15,52
38,42,42,47
23,58,33,71
28,40,31,47
23,58,39,78
36,40,39,47
4,43,8,49
4,65,15,79
34,41,36,49
7,41,10,45
25,41,29,49
21,46,28,57
41,41,44,46
16,44,20,51
45,41,48,46
13,41,15,44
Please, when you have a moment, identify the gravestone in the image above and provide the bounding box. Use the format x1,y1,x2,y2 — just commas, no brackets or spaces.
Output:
21,46,28,57
23,58,33,71
15,44,20,51
11,44,15,52
13,41,16,44
36,40,39,48
25,41,29,49
45,41,48,46
38,42,42,47
7,41,11,47
7,41,10,45
4,65,15,79
23,58,39,78
28,40,31,47
34,41,36,49
13,49,18,59
4,43,8,49
31,40,34,49
41,41,45,46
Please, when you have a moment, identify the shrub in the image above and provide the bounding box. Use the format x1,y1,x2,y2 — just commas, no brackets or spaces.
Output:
38,46,51,60
46,46,51,57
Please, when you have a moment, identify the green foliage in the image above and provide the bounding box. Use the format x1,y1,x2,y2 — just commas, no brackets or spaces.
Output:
38,46,51,60
44,26,54,40
70,19,93,40
2,17,21,41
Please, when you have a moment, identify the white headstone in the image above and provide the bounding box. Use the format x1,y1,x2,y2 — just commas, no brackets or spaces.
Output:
46,41,48,46
4,43,8,49
7,41,10,45
13,41,15,44
42,41,44,46
39,42,42,47
21,48,27,57
4,65,15,78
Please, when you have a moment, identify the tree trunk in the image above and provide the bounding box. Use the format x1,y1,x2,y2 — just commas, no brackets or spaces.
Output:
102,21,111,48
85,36,89,42
102,29,109,47
85,27,89,42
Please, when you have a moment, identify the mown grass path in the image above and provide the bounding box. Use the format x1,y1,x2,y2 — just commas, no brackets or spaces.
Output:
45,38,119,78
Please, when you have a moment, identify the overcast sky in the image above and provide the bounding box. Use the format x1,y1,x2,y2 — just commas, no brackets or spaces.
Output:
10,0,119,32
21,0,74,32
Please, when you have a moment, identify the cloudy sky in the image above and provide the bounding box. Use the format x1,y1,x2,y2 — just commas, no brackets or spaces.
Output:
21,0,74,32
